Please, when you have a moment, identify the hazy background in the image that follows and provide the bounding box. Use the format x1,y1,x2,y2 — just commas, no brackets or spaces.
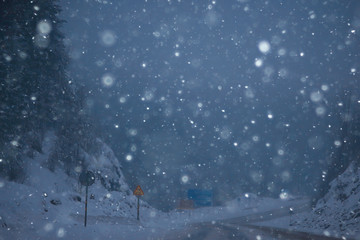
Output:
59,0,360,211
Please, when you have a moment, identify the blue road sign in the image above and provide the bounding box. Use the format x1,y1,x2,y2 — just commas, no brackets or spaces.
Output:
187,189,213,207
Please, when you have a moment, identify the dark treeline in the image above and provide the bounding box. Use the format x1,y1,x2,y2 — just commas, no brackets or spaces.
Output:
0,0,98,181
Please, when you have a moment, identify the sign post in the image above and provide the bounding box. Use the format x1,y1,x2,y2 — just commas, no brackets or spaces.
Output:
133,185,144,221
79,170,95,227
137,196,140,220
289,207,294,226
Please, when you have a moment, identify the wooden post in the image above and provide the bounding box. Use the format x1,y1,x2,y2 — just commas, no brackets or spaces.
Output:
85,185,88,227
137,196,140,221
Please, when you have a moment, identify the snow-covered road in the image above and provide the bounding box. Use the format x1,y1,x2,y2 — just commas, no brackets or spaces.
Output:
160,214,345,240
157,200,348,240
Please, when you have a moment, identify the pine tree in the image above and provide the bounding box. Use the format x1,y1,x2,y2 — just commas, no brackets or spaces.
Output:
0,0,93,179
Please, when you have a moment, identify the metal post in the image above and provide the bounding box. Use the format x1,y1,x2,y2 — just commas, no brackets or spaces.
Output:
85,185,88,227
289,207,294,227
137,196,140,221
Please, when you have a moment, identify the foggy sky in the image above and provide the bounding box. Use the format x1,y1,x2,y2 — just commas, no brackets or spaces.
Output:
60,0,360,210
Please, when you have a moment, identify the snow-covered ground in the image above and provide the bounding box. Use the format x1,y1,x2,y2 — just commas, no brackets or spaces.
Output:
292,162,360,238
256,162,360,239
0,132,300,240
165,193,308,227
0,159,308,240
0,133,163,240
0,172,307,240
1,133,360,239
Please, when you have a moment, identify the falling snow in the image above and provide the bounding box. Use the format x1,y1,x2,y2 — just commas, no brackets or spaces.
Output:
1,0,360,238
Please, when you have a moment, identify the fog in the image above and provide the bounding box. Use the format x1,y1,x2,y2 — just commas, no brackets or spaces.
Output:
58,0,360,211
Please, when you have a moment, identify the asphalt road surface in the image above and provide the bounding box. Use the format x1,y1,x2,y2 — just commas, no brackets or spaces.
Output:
161,219,345,240
160,201,347,240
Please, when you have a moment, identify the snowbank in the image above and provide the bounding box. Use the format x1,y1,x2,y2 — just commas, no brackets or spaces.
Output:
293,162,360,238
0,132,162,240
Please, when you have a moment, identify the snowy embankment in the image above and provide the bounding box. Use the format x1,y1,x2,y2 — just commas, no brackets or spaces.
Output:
0,130,310,240
3,132,359,239
0,132,162,240
292,162,360,238
0,131,312,240
256,162,360,239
